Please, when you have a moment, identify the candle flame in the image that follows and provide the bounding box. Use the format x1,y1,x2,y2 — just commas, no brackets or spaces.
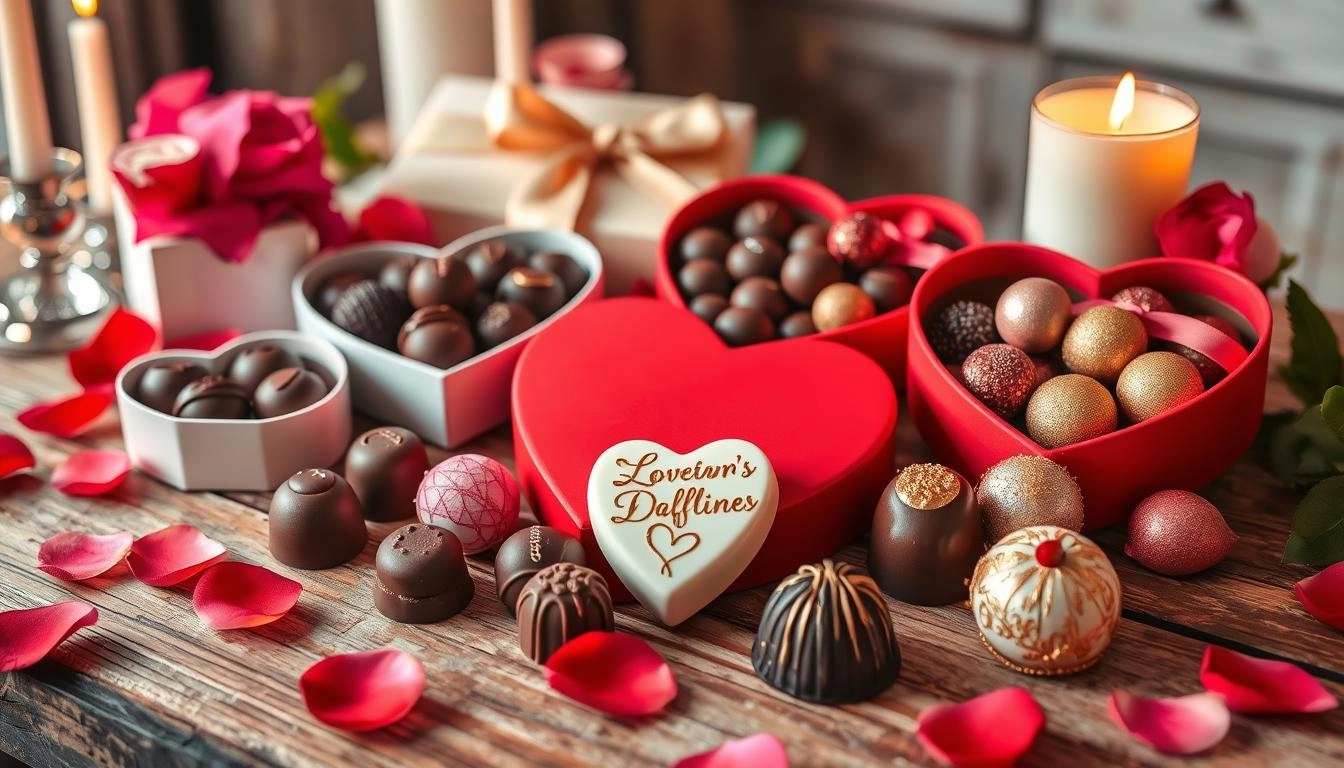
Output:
72,0,98,17
1109,72,1136,131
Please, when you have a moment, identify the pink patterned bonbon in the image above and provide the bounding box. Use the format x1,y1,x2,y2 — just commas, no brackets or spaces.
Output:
415,454,520,554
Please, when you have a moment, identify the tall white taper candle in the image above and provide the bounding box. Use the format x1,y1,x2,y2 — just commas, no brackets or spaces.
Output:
0,0,55,181
492,0,532,84
69,0,121,214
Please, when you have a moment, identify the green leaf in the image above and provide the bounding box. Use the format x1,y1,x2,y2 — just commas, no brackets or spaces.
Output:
1278,280,1343,406
1283,526,1344,566
1289,474,1344,539
1256,409,1298,450
1261,252,1298,291
1268,421,1339,487
1322,385,1344,440
312,63,376,180
750,119,806,174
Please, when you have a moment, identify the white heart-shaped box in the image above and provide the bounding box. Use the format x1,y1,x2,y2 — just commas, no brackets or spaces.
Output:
587,439,779,625
293,226,605,448
115,331,352,491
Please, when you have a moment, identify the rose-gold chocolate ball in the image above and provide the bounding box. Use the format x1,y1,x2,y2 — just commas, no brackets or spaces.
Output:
812,283,876,332
1111,286,1175,314
995,277,1072,353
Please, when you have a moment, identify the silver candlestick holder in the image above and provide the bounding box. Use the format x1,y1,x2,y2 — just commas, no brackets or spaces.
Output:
0,148,115,354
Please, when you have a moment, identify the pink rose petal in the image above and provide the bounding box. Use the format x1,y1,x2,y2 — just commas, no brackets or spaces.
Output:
193,562,302,630
129,68,212,140
69,307,159,389
1296,562,1344,632
672,734,789,768
127,524,228,587
37,531,134,581
1199,645,1338,714
916,687,1046,768
0,602,99,672
51,450,131,496
164,327,243,351
543,631,677,717
300,648,424,731
17,390,116,438
1107,690,1230,755
358,196,433,245
0,433,36,481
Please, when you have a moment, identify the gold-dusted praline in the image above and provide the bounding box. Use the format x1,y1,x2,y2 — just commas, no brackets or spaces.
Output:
1061,305,1147,385
894,463,961,511
1116,351,1204,422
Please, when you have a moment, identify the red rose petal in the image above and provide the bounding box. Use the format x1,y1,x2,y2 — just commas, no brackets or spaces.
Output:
0,601,99,671
16,389,115,438
543,631,677,717
164,327,243,351
916,687,1046,768
357,195,434,245
1107,690,1229,755
50,450,131,496
37,531,134,581
672,734,789,768
1296,562,1344,631
0,433,36,480
1199,645,1338,714
193,561,302,630
68,307,159,389
299,648,424,731
127,524,228,587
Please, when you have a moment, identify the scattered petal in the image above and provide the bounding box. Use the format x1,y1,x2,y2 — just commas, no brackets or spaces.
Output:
0,434,36,480
672,734,789,768
357,195,433,245
193,562,302,630
68,307,159,389
1295,562,1344,631
36,531,134,581
164,327,243,351
50,450,131,496
16,389,115,438
1108,690,1229,755
300,648,424,731
127,524,228,587
1199,645,1337,714
543,631,677,717
916,687,1046,768
0,602,99,671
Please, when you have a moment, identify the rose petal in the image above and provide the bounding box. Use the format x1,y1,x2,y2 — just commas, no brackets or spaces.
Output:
358,196,433,245
16,390,115,438
164,327,243,351
1199,645,1338,714
127,524,228,587
37,531,134,581
69,307,159,390
916,687,1046,768
672,734,789,768
1107,690,1230,755
0,434,36,481
50,450,131,496
543,631,677,717
192,562,302,630
0,602,99,672
1296,562,1344,632
299,648,424,731
129,68,212,140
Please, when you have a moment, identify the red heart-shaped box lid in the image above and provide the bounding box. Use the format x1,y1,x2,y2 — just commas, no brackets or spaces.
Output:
907,243,1273,528
512,298,897,601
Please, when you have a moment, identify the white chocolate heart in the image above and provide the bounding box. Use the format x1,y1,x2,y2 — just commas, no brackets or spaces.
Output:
587,439,778,625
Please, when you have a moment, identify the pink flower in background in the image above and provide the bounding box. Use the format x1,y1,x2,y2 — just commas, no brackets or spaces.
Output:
1155,182,1281,283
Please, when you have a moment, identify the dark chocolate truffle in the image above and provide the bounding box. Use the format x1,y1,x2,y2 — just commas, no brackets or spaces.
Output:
714,306,775,347
725,236,784,281
516,562,614,663
228,343,303,394
859,266,915,314
254,367,329,418
373,522,474,623
465,241,526,292
408,254,478,310
477,301,538,348
752,560,901,704
779,246,843,305
528,250,588,297
788,222,829,253
928,300,997,363
378,255,419,295
345,426,430,522
730,276,790,322
494,525,587,615
331,280,412,349
689,294,729,326
496,267,567,319
733,199,794,242
678,259,730,298
136,362,208,414
779,311,817,338
172,375,251,419
680,226,733,263
268,468,367,569
869,464,981,606
398,305,476,368
318,272,366,316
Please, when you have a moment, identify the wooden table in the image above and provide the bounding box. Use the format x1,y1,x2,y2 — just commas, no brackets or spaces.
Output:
2,305,1342,768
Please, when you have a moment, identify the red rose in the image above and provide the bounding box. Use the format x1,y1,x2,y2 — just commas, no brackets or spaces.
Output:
1154,182,1259,273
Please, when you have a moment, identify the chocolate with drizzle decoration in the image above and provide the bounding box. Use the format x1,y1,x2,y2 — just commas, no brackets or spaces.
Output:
751,559,901,704
516,562,614,664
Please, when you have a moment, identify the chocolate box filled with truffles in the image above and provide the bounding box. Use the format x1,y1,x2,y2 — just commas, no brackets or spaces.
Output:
906,243,1272,528
654,175,983,385
114,331,352,491
293,227,604,448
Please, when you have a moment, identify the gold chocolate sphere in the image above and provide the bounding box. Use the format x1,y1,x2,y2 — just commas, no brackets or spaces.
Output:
812,283,876,332
976,455,1085,543
1116,351,1204,423
995,277,1073,354
1061,306,1147,385
1025,374,1118,448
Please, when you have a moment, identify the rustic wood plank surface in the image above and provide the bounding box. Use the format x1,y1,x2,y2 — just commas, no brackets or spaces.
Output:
1,303,1342,767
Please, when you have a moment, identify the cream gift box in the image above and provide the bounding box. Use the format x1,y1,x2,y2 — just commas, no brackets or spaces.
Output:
379,75,756,294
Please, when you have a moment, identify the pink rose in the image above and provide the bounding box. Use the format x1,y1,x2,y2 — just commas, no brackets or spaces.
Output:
1155,182,1259,273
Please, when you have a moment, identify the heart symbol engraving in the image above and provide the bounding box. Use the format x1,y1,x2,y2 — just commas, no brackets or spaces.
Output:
645,524,700,577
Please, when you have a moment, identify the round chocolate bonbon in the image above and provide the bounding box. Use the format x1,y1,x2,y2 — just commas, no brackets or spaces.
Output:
136,362,208,414
496,267,567,319
733,199,794,242
779,311,817,338
812,283,875,332
1061,305,1147,386
268,468,367,569
373,522,475,623
928,300,997,363
408,254,478,311
678,259,731,298
679,226,733,263
345,426,430,522
331,280,412,350
787,222,829,253
869,464,980,606
725,236,784,281
779,246,843,306
859,266,914,314
730,276,790,322
516,562,614,663
494,525,587,615
172,375,252,419
976,455,1085,544
689,294,729,326
827,212,889,270
995,277,1073,354
962,343,1037,419
464,241,526,293
714,306,775,347
318,272,365,316
228,343,303,394
253,367,328,418
398,305,476,368
477,302,538,349
528,250,588,297
378,255,419,295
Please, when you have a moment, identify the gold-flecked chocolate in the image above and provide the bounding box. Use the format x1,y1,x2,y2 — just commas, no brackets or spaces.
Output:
1116,351,1204,422
894,463,961,510
1061,306,1147,385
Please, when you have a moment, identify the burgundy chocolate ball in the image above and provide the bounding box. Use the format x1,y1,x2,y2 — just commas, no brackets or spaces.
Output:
477,301,538,348
136,362,208,414
730,276,790,322
680,226,733,263
690,294,729,326
331,280,412,349
528,250,588,297
726,236,785,281
714,306,776,347
859,266,914,314
828,212,890,270
254,367,329,418
228,343,303,394
962,343,1037,419
733,199,794,242
779,311,817,338
345,426,430,522
464,241,526,293
496,267,567,319
398,305,476,368
408,254,478,310
780,246,843,305
678,259,730,298
173,375,252,419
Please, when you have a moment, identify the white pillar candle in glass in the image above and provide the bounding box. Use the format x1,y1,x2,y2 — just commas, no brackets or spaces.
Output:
1023,74,1199,269
69,0,121,214
0,0,55,181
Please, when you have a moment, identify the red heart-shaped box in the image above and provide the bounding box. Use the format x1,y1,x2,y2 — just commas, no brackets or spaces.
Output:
512,298,897,601
907,243,1273,528
653,175,984,385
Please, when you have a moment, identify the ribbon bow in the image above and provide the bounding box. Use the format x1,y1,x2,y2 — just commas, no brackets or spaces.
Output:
483,82,728,231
